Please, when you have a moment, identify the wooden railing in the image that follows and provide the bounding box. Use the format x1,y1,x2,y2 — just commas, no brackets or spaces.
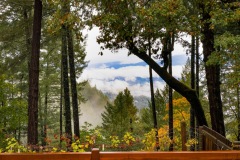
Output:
1,125,240,159
199,125,232,150
1,149,240,160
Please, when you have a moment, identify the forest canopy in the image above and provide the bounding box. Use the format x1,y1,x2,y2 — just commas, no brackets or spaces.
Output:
0,0,239,152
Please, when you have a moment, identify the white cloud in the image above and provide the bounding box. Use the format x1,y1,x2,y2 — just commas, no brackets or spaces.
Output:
83,28,143,67
79,64,184,97
81,27,187,97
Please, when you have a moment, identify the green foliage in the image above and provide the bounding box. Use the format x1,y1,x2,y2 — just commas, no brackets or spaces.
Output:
109,135,120,148
122,132,135,146
101,88,138,138
139,89,168,132
185,138,198,149
1,138,27,153
90,0,190,54
71,140,85,152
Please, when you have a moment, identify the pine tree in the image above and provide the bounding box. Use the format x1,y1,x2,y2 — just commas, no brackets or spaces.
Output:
101,88,138,138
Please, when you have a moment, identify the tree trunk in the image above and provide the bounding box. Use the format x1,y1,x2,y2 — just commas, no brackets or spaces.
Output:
27,0,42,146
195,36,200,150
168,44,173,151
61,23,72,146
148,42,159,150
199,2,225,136
190,35,195,151
67,29,80,139
127,41,208,127
60,61,63,147
23,7,32,66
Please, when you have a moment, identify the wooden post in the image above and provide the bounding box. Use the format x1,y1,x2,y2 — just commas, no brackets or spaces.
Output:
91,148,100,160
181,121,187,151
198,126,204,151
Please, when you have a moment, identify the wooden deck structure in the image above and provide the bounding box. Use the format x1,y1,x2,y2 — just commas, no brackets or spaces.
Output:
199,125,232,150
1,149,240,160
1,125,240,159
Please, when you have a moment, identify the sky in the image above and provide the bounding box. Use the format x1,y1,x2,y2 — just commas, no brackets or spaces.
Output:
79,27,190,97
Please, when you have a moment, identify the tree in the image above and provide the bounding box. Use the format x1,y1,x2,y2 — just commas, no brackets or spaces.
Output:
139,89,168,132
148,41,159,150
198,0,225,136
89,0,208,126
47,0,88,143
66,3,80,140
102,88,138,138
61,17,72,146
27,0,42,146
0,0,35,144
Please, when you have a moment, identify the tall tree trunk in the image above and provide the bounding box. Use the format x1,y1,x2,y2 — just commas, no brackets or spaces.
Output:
190,35,195,151
62,24,72,146
148,41,159,151
195,36,200,150
168,47,173,151
196,36,200,98
67,29,80,139
199,2,225,136
27,0,42,146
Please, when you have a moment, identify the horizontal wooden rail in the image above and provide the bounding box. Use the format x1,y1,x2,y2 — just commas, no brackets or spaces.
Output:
1,149,240,160
199,126,232,150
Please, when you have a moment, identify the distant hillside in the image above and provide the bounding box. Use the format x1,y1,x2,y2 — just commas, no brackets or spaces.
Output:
134,95,150,110
104,92,149,110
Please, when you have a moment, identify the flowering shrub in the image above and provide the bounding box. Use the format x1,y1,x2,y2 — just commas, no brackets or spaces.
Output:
185,138,198,149
123,132,135,145
2,138,27,153
110,136,120,148
71,140,85,152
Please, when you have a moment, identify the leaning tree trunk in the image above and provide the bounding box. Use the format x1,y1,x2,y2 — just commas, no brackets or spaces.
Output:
199,2,225,136
127,40,208,127
27,0,42,146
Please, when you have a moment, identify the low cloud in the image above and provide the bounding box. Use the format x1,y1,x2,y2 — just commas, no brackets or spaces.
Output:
81,27,188,97
79,62,184,97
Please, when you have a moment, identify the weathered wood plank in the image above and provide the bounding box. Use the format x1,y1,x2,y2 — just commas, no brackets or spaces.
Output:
100,151,240,160
1,151,240,160
0,152,91,160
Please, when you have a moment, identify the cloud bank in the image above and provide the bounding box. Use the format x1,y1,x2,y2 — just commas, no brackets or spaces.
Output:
80,28,189,97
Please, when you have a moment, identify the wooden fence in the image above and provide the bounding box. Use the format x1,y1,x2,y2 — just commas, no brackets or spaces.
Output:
1,149,240,160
